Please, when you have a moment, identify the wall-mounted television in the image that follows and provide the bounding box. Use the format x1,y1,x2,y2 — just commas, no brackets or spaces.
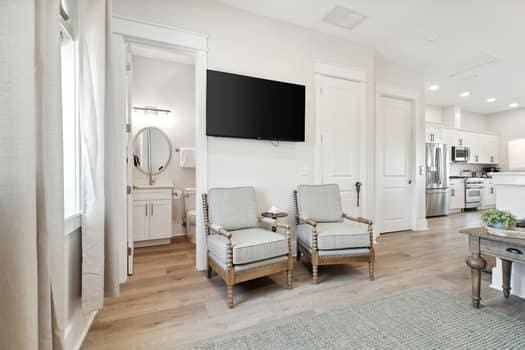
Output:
206,70,305,142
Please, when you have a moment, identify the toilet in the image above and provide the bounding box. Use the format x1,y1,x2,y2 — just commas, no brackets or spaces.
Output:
183,187,196,244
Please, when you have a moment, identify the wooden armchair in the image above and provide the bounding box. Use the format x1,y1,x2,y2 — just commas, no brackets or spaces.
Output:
202,186,293,308
293,184,375,284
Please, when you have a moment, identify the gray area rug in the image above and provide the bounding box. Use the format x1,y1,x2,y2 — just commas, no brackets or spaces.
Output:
195,288,525,349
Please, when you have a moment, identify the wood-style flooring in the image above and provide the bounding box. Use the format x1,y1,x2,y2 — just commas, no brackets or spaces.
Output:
83,212,525,349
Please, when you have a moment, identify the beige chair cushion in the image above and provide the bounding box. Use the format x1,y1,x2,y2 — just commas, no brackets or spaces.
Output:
296,221,370,250
297,184,343,223
207,187,258,231
207,228,288,265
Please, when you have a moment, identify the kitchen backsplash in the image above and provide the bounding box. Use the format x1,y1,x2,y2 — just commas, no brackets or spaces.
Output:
449,163,484,177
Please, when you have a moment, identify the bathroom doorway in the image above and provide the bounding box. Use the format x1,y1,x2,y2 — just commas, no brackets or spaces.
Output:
125,43,198,273
111,17,208,280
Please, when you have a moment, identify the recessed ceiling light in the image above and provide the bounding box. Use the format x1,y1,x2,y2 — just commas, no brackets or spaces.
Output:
428,84,440,91
486,97,496,103
509,102,519,108
460,91,471,97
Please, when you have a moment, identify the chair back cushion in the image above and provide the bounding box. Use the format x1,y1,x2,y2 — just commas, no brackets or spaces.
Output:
297,184,343,222
207,186,258,230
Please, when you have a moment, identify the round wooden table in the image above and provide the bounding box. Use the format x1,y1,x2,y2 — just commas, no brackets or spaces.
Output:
261,212,288,231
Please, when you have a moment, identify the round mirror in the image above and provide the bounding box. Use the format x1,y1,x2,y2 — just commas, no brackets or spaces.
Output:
133,127,172,175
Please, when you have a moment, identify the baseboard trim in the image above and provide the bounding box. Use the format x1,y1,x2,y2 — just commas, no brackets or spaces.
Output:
65,307,97,350
413,218,428,231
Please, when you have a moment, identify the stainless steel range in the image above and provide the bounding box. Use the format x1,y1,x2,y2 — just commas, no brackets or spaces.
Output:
465,177,484,209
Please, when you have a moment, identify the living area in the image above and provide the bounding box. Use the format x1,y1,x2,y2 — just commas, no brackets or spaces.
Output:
3,1,525,349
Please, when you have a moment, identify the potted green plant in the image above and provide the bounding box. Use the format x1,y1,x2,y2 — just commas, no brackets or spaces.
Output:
481,209,517,230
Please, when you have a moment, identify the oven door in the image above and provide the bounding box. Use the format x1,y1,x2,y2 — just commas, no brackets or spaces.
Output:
466,187,482,207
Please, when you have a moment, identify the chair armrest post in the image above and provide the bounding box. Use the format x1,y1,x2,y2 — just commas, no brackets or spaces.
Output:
343,213,374,247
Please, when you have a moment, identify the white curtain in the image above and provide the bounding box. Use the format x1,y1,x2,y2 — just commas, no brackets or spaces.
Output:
1,0,66,349
78,0,110,312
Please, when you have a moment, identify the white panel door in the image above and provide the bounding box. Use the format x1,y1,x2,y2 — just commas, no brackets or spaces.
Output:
377,96,413,233
318,75,365,216
133,200,149,241
149,200,172,239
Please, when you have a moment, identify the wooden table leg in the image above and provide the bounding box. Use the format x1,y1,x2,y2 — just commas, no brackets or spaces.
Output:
502,259,512,298
466,253,487,308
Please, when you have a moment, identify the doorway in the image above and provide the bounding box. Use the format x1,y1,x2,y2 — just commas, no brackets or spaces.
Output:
111,17,208,282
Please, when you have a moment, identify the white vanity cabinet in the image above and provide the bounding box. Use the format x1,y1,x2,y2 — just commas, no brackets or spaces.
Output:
133,187,173,246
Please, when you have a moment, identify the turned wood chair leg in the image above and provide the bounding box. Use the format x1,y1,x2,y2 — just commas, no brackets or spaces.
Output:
287,270,292,289
368,260,374,281
312,264,319,284
227,284,234,308
369,249,375,281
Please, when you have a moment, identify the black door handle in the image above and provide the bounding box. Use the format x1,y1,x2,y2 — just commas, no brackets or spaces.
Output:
355,182,362,207
506,248,523,255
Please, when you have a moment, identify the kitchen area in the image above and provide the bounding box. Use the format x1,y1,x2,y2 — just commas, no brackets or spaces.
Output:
425,106,500,217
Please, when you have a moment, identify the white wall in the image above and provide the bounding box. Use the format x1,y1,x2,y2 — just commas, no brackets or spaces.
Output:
115,0,377,223
487,109,525,170
460,110,489,132
132,55,196,234
425,105,443,124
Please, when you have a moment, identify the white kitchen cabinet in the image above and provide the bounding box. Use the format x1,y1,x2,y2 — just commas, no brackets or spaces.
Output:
482,179,496,208
465,132,499,165
441,128,458,151
425,125,442,143
449,179,465,211
133,188,173,245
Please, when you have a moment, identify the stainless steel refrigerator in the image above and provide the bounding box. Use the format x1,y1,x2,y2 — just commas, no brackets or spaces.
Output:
426,143,449,217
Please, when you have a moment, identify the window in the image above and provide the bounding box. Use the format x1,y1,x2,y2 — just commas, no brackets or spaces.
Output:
61,28,80,219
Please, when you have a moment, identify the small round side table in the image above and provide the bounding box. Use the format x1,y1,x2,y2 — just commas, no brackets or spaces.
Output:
261,212,288,232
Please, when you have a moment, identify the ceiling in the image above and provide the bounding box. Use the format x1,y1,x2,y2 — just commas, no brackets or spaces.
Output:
217,0,525,115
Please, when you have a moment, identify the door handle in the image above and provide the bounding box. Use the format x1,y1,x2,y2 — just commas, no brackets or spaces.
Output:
145,204,148,216
151,203,154,216
355,182,362,207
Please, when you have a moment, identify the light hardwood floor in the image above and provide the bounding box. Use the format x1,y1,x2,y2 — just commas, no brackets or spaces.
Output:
83,212,525,349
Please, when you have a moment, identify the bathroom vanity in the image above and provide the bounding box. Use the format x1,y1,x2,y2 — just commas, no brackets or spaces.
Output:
132,126,174,247
133,185,173,247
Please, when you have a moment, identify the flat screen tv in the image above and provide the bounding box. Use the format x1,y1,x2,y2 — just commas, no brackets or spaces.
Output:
206,70,305,141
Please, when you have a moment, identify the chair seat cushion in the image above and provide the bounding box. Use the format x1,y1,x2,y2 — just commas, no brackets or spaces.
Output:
296,221,370,250
207,228,288,265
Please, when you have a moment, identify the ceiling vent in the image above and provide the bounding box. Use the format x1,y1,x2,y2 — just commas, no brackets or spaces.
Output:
323,5,367,30
448,53,500,79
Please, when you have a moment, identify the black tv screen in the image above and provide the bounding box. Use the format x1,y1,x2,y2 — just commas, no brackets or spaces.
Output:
206,70,305,141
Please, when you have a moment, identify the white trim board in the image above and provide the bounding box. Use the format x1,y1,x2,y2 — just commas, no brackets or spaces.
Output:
314,62,367,82
111,16,209,277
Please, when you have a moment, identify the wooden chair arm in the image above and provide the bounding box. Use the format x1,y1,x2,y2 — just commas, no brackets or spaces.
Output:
343,213,373,225
208,224,232,238
296,215,317,228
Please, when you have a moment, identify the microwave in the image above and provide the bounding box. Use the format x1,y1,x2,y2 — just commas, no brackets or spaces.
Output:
452,146,469,162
